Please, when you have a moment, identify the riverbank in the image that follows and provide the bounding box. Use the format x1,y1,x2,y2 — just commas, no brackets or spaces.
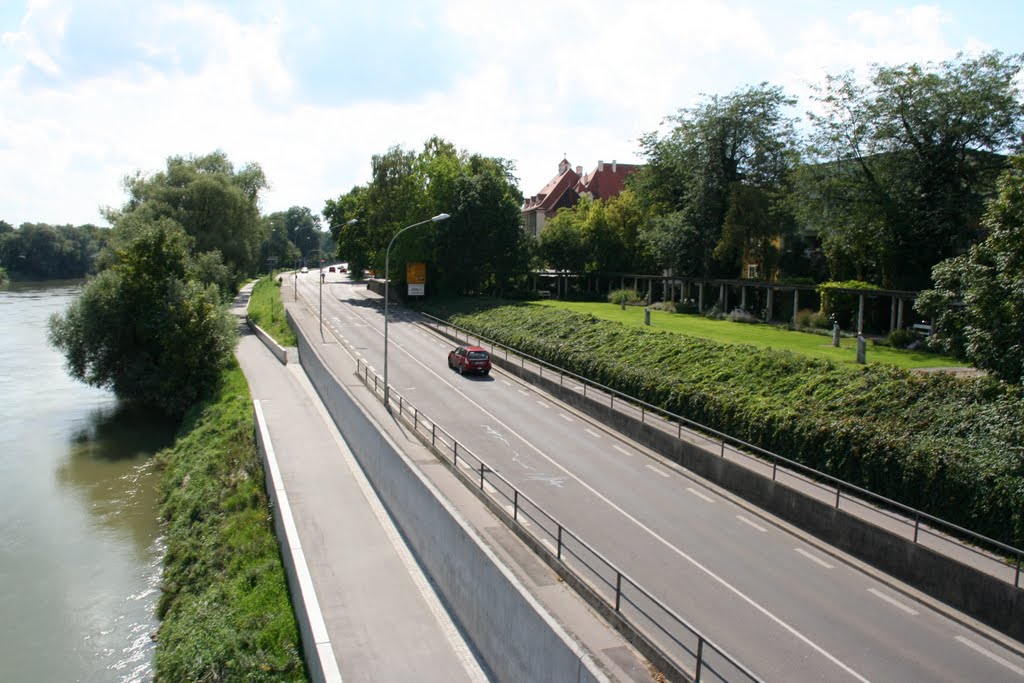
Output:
153,360,307,682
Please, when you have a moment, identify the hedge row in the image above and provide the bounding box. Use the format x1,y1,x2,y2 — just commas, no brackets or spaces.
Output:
442,303,1024,549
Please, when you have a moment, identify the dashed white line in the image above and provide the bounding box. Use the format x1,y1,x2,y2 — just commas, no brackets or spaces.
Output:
536,400,550,409
504,505,531,526
558,413,573,422
795,548,834,569
517,389,530,396
687,487,714,503
736,515,767,532
645,464,670,478
612,444,632,457
501,380,512,386
868,588,919,616
584,428,602,439
956,636,1024,676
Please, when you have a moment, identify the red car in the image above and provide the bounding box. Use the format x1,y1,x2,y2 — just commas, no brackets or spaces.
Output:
448,345,491,376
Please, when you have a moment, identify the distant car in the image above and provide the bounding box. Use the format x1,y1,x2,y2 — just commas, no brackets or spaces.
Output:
301,266,309,273
339,265,347,273
447,345,491,376
328,266,336,273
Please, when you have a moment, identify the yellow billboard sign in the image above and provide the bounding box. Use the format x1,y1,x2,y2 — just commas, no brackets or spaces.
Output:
407,262,426,296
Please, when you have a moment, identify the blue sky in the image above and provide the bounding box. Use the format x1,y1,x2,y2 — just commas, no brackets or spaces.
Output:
1,0,1021,227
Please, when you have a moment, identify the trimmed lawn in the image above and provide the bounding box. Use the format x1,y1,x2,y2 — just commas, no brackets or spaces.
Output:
532,300,968,370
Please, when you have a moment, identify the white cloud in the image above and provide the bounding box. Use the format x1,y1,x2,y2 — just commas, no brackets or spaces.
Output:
0,1,1014,227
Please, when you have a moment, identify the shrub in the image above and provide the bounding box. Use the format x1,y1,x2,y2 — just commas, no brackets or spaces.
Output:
728,308,761,324
703,304,725,320
877,327,919,349
608,288,643,305
794,308,829,329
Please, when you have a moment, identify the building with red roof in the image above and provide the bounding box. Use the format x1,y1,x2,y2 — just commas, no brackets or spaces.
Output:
522,158,641,237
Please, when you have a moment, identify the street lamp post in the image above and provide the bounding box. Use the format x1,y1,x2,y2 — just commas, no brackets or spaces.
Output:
320,218,358,337
383,212,450,406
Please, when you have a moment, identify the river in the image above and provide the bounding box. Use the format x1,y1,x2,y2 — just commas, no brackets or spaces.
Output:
0,281,178,682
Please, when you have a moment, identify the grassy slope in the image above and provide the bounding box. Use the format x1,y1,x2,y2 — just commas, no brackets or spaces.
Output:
247,274,298,347
154,361,307,682
533,300,967,370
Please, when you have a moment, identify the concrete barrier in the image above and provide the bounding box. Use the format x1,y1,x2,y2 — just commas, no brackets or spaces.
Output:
245,315,295,364
288,309,607,683
253,400,342,683
484,350,1024,642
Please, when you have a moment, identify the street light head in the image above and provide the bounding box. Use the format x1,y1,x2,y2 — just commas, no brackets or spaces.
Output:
345,218,358,225
431,213,450,222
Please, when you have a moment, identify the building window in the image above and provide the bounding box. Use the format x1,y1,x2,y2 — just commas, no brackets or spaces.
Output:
526,212,537,237
747,264,760,279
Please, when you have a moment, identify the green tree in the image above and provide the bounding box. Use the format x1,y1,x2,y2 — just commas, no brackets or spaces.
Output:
115,151,268,278
917,154,1024,383
537,203,588,274
716,183,792,278
48,217,237,415
797,51,1024,289
323,185,369,276
258,212,301,272
0,223,108,279
634,83,799,277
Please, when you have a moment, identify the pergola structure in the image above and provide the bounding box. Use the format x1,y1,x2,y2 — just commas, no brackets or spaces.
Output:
531,271,921,335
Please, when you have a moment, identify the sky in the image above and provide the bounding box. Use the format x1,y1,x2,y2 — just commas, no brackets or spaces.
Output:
1,0,1021,228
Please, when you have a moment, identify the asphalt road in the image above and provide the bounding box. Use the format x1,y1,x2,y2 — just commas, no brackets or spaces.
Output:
297,271,1024,682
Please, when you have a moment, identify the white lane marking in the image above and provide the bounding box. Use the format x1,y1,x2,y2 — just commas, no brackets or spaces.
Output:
645,464,670,478
956,636,1024,676
795,548,834,570
536,400,550,409
687,487,714,503
541,538,557,553
584,428,602,439
503,505,531,526
483,482,498,495
331,296,871,683
558,413,573,422
612,444,633,457
868,588,919,616
501,380,512,386
737,515,767,532
517,389,530,396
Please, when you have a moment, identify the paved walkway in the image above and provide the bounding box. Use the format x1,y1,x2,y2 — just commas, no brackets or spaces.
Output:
232,285,487,683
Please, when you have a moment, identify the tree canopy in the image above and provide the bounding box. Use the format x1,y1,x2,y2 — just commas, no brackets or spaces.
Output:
49,217,237,415
113,150,268,277
794,51,1024,289
633,82,799,278
323,136,528,295
0,222,109,279
917,154,1024,383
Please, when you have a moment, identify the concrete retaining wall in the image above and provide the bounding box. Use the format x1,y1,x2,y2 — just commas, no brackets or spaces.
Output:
288,310,606,683
487,352,1024,642
245,316,294,364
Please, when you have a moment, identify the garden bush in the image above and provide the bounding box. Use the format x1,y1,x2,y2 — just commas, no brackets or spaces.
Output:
441,303,1024,549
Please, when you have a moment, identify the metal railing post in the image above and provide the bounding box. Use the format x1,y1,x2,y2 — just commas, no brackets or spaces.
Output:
479,463,486,490
513,490,519,522
835,483,842,509
695,638,705,682
431,423,436,447
557,526,563,559
913,513,921,544
615,573,622,611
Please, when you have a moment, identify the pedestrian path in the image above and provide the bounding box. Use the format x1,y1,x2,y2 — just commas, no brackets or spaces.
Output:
232,285,487,683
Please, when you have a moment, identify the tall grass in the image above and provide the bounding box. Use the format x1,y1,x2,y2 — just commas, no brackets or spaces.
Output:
248,274,298,347
154,361,307,682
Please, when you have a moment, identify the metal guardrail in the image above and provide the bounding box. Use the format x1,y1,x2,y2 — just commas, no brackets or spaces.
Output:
354,357,763,683
420,313,1024,589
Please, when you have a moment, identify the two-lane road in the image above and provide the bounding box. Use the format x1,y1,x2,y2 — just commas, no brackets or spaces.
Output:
295,271,1024,682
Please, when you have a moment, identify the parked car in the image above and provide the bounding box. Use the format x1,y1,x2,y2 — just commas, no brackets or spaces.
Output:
328,266,336,273
301,266,309,273
447,345,491,376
